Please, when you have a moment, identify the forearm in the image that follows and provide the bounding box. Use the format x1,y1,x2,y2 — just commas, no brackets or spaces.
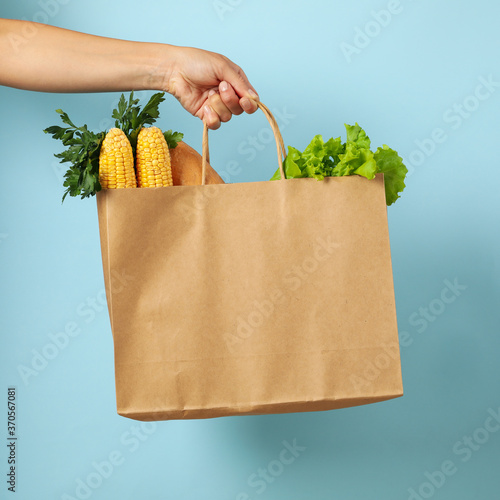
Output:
0,19,167,93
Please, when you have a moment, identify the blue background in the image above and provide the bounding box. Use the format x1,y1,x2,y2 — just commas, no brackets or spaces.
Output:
1,1,499,499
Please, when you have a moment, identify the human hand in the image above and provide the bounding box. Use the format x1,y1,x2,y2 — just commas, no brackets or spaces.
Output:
161,45,259,130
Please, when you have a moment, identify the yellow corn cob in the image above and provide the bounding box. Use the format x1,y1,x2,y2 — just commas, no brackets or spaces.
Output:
99,128,136,189
136,126,173,187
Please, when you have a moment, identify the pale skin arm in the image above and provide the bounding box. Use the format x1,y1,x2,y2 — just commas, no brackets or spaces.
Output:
0,18,259,129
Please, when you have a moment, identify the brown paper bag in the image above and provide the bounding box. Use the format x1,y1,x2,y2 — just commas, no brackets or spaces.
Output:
97,103,403,421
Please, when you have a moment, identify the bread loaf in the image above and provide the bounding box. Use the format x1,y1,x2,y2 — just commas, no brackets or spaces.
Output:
170,141,225,186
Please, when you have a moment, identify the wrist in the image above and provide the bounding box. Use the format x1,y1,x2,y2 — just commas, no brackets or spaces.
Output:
143,43,179,93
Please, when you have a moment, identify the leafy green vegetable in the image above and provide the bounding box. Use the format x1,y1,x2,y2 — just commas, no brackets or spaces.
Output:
271,123,407,206
44,110,104,201
111,91,166,155
374,145,407,205
163,129,184,149
44,91,183,202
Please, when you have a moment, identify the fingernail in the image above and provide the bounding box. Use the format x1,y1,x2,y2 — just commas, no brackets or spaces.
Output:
220,81,228,92
248,89,258,99
241,98,251,111
204,104,212,115
208,89,216,97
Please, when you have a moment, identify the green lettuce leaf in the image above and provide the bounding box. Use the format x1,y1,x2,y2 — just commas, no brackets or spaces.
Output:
336,145,376,179
374,145,408,205
301,135,331,180
271,146,304,180
345,123,371,149
332,124,376,180
323,136,344,162
271,136,344,180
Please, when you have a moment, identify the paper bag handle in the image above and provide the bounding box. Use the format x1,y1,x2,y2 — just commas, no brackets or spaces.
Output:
201,100,287,185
